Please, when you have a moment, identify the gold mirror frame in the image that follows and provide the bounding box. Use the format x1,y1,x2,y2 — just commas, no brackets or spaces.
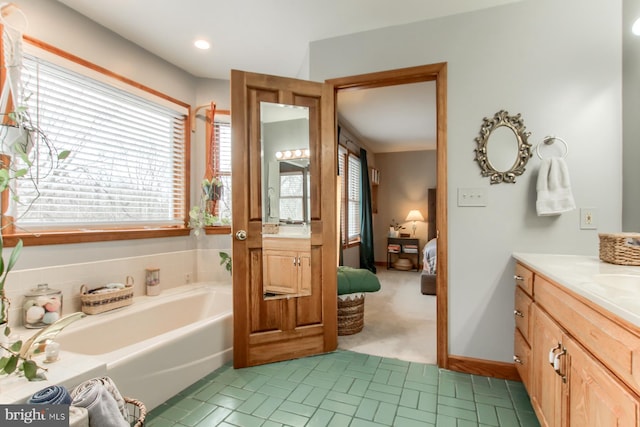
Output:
474,110,532,184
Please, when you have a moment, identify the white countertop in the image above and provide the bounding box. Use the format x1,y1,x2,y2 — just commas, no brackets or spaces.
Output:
0,351,106,403
513,253,640,328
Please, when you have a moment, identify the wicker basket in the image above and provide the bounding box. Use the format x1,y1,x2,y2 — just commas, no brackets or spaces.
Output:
599,233,640,265
125,397,147,427
338,294,365,336
80,284,134,315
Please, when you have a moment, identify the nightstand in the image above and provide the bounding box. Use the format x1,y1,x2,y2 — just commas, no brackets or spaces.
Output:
387,237,420,271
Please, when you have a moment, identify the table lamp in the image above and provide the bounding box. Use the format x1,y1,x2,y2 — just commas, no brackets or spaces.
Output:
405,209,424,237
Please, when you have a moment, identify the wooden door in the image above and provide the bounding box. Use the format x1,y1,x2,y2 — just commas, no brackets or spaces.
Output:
231,70,337,368
564,337,639,427
531,305,565,427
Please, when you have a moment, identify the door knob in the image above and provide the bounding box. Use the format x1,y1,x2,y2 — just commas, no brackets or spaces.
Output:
235,230,247,241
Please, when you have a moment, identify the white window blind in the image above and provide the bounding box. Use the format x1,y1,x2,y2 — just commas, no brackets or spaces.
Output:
212,120,232,221
14,53,187,229
338,145,361,243
347,153,361,240
279,171,304,221
338,146,347,244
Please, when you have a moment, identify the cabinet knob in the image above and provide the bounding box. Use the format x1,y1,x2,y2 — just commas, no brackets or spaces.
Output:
513,355,523,365
514,309,524,318
513,275,524,281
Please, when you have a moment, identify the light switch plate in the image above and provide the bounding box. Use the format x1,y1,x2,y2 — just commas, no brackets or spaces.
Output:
457,187,487,207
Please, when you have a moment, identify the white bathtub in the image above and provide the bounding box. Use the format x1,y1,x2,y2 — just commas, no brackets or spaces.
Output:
55,283,233,411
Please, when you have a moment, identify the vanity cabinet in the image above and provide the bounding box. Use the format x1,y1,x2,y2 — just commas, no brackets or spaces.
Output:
513,264,534,392
263,237,311,296
514,262,640,427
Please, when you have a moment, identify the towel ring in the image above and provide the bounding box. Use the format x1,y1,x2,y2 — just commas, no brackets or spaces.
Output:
536,136,568,159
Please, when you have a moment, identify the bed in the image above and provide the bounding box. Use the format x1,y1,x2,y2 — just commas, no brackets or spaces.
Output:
421,238,437,295
421,188,437,295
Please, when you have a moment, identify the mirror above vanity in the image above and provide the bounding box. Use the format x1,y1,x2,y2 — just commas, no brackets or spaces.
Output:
260,102,312,299
474,110,532,184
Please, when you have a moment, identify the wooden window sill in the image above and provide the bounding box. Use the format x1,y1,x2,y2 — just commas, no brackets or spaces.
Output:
2,227,191,247
204,226,231,235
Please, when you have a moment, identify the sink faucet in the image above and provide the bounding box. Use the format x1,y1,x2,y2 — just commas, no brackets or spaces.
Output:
19,312,85,359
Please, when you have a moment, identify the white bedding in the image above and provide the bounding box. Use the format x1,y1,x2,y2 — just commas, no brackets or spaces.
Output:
422,238,437,274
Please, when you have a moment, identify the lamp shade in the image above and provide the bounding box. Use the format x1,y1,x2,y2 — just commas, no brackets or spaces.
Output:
405,209,424,222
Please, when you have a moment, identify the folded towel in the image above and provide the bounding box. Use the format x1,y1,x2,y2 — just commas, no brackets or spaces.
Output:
71,376,129,426
536,157,576,216
69,406,89,427
71,382,128,427
28,385,72,405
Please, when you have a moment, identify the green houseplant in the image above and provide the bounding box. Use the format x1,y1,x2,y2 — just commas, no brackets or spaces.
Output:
0,236,41,379
189,177,229,235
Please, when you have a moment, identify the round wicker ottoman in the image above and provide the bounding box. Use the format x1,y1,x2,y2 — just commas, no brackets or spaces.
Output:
338,294,365,335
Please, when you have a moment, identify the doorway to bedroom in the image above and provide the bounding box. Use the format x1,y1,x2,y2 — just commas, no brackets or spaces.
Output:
327,63,448,368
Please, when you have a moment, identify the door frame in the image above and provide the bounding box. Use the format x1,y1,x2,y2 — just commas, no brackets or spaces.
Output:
327,62,449,368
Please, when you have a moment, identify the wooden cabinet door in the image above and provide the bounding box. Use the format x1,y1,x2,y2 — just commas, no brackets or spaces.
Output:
231,70,337,368
263,250,299,295
514,328,532,392
531,305,565,427
515,285,532,342
298,250,311,294
564,337,640,427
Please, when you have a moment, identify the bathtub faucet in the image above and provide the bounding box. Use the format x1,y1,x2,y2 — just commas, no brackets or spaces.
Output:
19,312,85,359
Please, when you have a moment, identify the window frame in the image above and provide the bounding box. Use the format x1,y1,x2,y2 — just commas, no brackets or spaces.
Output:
203,108,232,235
0,35,191,247
338,145,361,247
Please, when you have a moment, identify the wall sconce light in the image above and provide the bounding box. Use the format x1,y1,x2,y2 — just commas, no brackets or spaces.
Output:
405,209,425,237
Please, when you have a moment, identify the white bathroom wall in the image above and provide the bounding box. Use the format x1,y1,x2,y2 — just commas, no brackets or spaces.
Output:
310,0,622,361
623,0,640,231
3,1,232,303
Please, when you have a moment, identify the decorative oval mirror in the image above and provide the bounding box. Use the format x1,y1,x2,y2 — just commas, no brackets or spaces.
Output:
474,110,532,184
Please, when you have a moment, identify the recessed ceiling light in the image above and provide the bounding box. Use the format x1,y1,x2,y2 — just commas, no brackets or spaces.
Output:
194,39,210,50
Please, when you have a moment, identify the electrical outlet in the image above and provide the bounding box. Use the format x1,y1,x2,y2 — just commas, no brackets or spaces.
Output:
185,273,191,284
580,208,597,230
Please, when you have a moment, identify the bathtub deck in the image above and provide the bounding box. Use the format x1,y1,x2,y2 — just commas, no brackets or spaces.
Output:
146,350,540,427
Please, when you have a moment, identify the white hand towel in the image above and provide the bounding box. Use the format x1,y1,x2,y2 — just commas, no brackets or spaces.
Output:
536,157,576,216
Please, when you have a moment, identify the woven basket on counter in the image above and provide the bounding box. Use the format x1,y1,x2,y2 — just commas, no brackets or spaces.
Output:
337,294,365,336
599,233,640,265
80,284,134,315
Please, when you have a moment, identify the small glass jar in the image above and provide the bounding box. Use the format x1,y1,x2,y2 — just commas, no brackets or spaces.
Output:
146,268,160,296
23,284,63,329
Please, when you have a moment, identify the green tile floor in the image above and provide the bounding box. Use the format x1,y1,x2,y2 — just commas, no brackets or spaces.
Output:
146,350,540,427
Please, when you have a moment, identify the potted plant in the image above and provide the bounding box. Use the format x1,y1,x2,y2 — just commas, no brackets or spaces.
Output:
202,177,223,214
188,177,229,235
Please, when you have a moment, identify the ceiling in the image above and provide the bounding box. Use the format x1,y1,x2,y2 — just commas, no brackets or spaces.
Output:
55,0,517,153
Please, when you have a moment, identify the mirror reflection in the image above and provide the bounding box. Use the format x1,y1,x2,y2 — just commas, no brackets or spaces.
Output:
260,102,312,299
486,126,519,172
